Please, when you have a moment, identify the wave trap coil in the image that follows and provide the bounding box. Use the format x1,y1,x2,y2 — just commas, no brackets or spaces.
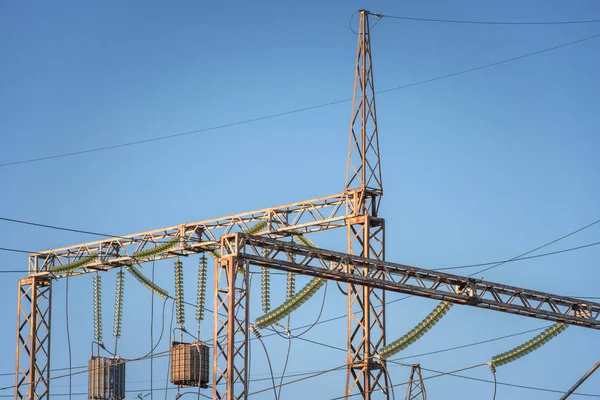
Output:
88,356,126,400
170,341,210,388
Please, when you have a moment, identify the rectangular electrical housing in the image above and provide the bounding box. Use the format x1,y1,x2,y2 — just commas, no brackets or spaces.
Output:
170,341,210,388
88,356,126,400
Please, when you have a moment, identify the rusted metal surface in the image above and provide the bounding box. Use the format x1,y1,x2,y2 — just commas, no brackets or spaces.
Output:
15,276,52,400
226,233,600,329
345,10,387,399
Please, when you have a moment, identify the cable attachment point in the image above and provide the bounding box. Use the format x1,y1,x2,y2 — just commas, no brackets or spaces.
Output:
487,361,497,374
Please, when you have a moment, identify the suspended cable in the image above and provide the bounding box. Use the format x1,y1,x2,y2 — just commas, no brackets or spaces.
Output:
277,319,293,400
490,364,497,400
436,240,600,272
334,363,489,399
291,281,328,339
3,31,599,169
404,362,600,398
251,329,280,400
0,216,124,238
372,12,600,25
467,218,600,276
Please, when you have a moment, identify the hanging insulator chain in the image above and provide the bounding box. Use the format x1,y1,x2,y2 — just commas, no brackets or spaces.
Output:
261,249,271,313
286,272,296,300
287,238,296,300
93,274,103,342
196,255,207,323
113,269,125,339
175,259,185,326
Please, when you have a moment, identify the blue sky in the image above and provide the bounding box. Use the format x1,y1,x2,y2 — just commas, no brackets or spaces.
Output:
1,1,599,399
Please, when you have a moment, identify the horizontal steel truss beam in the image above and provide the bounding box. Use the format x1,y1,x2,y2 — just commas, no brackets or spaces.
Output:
223,233,600,330
27,190,376,276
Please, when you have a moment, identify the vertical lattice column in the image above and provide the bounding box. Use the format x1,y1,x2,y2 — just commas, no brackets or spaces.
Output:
405,365,427,400
213,234,250,400
345,9,387,400
346,210,387,399
15,276,52,400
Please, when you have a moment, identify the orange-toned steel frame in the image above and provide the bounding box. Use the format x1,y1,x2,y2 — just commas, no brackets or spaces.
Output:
405,365,427,400
15,9,598,400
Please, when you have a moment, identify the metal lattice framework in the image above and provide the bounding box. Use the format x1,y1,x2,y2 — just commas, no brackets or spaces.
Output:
405,365,427,400
27,192,354,276
15,277,52,400
345,10,388,399
12,9,599,400
220,234,600,329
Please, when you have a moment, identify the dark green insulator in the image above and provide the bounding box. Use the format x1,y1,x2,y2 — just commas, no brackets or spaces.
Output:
196,255,207,322
93,274,103,342
113,269,125,338
175,259,185,326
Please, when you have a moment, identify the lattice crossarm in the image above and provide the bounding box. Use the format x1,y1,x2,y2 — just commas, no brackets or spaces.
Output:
235,234,600,329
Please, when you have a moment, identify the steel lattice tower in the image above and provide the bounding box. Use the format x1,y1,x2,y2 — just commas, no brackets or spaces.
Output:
13,8,600,400
405,365,427,400
345,9,388,399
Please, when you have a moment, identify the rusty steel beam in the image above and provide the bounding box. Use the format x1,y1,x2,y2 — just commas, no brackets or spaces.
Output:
226,234,600,329
26,191,361,276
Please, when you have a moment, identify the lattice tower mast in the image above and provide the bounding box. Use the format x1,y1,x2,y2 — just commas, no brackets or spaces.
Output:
345,10,388,399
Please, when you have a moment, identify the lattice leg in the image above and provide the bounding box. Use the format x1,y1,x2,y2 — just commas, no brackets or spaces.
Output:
213,254,250,400
346,215,388,399
15,276,52,400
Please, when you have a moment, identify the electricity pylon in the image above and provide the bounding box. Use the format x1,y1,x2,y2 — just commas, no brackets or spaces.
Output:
344,9,388,399
13,9,600,400
405,365,427,400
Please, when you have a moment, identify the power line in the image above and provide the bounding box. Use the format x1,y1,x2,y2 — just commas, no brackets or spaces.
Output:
467,218,600,276
2,31,600,169
436,240,600,272
332,363,488,399
398,362,600,398
0,216,128,239
0,247,42,255
373,12,600,25
0,325,543,379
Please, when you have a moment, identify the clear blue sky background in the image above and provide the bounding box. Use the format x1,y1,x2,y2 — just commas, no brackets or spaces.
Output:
1,1,599,399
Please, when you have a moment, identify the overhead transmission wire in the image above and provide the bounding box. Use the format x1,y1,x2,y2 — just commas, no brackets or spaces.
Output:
2,30,600,168
371,11,600,25
2,326,597,398
466,218,600,277
259,323,597,398
0,348,174,392
389,360,600,398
